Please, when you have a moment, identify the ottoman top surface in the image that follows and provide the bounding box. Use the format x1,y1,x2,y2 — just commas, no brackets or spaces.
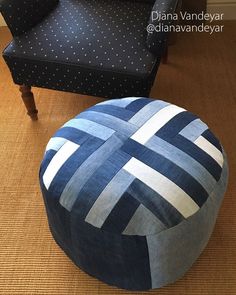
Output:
41,97,224,236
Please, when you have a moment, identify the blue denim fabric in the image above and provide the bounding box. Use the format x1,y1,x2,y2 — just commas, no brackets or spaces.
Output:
39,97,228,290
121,138,208,206
59,133,127,211
101,192,140,233
179,118,208,142
125,97,154,112
77,111,138,137
146,135,216,194
87,105,135,121
146,151,228,288
54,127,94,145
63,118,115,140
156,111,198,139
72,150,131,221
49,137,104,202
128,99,170,127
166,135,222,180
202,129,222,151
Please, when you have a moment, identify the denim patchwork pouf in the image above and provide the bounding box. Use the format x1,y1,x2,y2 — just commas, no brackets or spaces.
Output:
39,97,228,290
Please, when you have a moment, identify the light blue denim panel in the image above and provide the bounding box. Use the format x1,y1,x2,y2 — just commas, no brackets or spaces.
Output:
77,110,138,137
179,118,208,142
129,99,170,127
45,136,68,152
146,151,228,289
63,118,115,141
123,204,167,236
97,97,143,107
85,169,135,228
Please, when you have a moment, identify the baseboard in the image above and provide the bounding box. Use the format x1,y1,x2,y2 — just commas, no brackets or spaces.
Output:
207,2,236,20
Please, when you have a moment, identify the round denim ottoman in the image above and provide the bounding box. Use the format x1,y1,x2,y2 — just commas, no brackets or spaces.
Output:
39,97,228,290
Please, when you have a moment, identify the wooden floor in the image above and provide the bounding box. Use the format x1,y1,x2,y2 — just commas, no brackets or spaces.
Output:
0,23,236,294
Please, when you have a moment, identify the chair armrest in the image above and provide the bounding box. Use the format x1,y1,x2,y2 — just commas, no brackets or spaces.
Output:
146,0,179,56
0,0,59,37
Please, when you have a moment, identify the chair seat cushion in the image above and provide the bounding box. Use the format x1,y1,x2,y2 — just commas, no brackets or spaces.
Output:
39,97,228,290
3,0,159,98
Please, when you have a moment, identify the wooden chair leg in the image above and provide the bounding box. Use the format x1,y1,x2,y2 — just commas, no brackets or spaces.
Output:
19,85,38,120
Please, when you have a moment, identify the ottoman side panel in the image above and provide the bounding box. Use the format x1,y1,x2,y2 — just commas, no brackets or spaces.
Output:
69,215,152,291
146,151,229,289
40,177,73,254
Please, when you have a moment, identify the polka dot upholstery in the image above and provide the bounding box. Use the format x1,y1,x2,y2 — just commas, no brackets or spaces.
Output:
147,0,178,54
1,0,177,98
0,0,59,37
39,97,228,290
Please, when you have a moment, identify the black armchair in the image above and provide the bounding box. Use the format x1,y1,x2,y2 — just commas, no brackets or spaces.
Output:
0,0,178,120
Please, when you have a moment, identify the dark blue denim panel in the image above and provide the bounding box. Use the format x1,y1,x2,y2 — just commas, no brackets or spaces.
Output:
121,139,208,206
127,179,184,227
156,111,198,139
86,105,135,121
39,150,57,177
126,98,153,112
201,129,222,152
53,127,92,145
72,149,131,220
70,217,152,290
101,192,140,233
48,137,104,200
40,180,72,250
168,135,222,181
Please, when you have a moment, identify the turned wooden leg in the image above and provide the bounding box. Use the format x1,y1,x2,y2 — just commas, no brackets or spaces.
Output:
19,85,38,120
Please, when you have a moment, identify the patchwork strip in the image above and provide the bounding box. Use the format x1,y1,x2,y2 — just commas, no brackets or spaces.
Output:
43,141,79,189
131,104,185,144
